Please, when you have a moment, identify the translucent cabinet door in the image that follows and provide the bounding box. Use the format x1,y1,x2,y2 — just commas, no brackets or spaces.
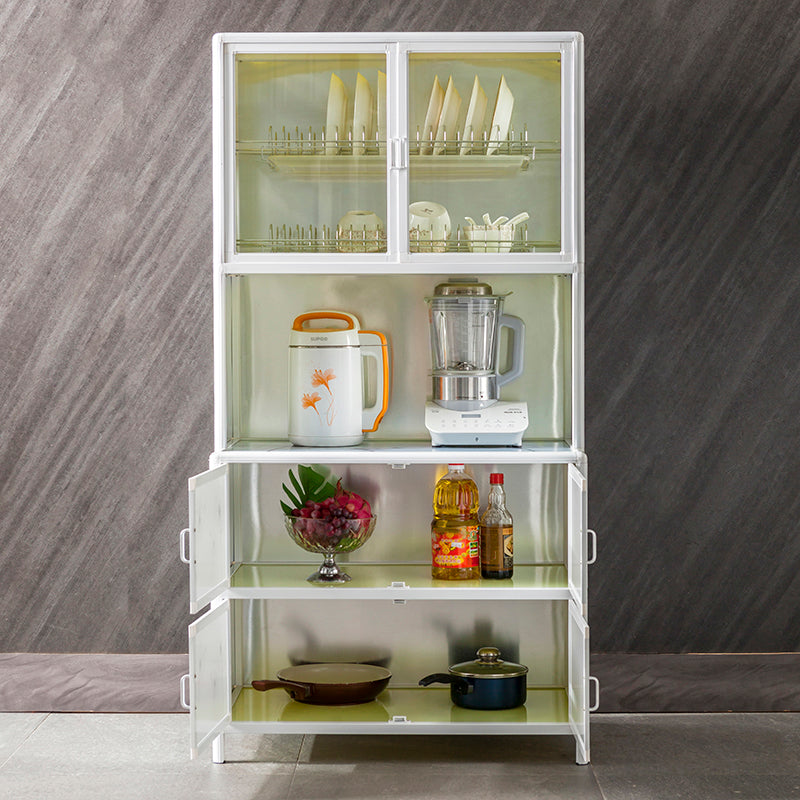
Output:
407,51,562,256
235,52,388,255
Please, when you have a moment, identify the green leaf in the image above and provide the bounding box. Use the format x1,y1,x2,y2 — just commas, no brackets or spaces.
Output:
298,464,325,494
309,481,336,502
289,469,304,500
281,483,301,510
280,501,294,516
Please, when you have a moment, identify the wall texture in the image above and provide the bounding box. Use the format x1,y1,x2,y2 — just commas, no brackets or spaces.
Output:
1,1,798,657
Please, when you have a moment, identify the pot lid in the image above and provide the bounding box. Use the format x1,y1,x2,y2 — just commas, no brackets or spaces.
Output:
449,647,528,679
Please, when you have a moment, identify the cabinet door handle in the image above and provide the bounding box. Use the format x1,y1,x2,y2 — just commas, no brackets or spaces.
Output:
390,137,407,169
179,528,191,564
180,673,191,710
589,675,600,712
587,529,597,565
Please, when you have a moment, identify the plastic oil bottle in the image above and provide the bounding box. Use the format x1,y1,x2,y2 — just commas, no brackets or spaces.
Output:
479,472,514,579
431,464,480,580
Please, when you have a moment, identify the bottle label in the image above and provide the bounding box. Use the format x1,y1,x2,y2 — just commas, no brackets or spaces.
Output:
432,525,480,569
480,525,513,571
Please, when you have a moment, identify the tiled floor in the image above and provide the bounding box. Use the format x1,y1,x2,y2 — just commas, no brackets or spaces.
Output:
1,712,799,799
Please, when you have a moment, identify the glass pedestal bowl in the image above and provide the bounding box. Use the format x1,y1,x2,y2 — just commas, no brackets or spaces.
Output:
284,515,377,584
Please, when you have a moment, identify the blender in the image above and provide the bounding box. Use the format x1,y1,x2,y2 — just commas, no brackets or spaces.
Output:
424,278,529,446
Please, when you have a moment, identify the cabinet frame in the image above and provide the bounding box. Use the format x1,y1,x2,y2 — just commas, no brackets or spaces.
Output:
189,30,593,766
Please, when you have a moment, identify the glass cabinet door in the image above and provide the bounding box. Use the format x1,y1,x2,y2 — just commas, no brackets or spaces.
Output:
407,51,562,256
235,52,388,255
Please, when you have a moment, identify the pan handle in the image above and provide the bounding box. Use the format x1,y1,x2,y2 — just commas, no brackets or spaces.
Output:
251,679,311,700
418,673,472,695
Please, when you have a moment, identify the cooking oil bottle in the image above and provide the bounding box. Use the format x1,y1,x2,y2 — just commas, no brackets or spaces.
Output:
431,464,480,580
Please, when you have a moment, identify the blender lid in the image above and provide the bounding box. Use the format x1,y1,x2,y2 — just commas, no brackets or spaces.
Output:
430,278,511,298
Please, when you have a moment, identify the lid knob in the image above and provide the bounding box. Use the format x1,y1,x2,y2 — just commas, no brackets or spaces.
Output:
476,646,501,663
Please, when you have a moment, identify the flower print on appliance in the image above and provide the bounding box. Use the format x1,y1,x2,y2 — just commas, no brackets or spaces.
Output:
311,368,336,395
301,392,323,420
310,367,337,426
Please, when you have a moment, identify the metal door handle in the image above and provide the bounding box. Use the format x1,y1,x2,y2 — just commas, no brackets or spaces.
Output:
179,528,191,564
589,675,600,712
587,529,597,565
180,674,191,710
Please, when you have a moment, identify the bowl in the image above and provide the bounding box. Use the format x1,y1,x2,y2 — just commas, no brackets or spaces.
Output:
336,210,384,252
285,514,377,583
409,201,450,252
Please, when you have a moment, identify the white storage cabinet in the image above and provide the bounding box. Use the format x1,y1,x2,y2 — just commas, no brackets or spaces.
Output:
180,31,597,764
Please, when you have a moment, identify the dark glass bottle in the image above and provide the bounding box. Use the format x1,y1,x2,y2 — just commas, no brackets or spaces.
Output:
479,473,513,579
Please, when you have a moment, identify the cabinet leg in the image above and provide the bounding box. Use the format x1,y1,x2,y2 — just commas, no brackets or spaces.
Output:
575,737,589,765
212,733,225,763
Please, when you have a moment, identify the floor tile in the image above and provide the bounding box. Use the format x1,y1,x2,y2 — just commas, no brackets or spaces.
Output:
0,714,300,800
0,713,47,766
0,714,301,772
288,763,603,800
591,713,800,775
298,733,582,770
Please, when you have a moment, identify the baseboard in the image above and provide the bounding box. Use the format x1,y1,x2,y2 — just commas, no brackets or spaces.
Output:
0,653,189,712
2,652,799,713
592,653,800,712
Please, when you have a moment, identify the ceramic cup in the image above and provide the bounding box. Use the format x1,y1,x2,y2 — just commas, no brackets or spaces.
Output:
464,224,515,253
409,201,451,253
337,210,384,253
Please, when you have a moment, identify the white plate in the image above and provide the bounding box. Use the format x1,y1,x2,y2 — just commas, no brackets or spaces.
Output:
460,75,488,155
433,76,461,155
420,75,444,154
325,73,347,155
352,72,373,155
377,69,387,155
487,75,514,155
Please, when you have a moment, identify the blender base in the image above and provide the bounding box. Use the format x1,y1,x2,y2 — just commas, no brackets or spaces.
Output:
425,401,529,446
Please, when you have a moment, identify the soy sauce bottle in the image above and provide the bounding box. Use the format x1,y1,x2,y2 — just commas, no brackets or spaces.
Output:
480,473,513,579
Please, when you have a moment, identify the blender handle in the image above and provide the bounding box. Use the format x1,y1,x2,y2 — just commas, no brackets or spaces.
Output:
496,314,525,388
359,330,390,432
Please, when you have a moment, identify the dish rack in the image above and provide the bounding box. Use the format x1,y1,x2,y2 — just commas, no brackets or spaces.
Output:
236,222,552,253
237,125,546,158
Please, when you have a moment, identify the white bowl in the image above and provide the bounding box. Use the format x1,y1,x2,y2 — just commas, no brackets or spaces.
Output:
409,201,451,253
337,210,384,253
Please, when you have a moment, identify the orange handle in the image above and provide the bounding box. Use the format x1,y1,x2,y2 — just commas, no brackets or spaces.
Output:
359,329,390,433
292,311,356,332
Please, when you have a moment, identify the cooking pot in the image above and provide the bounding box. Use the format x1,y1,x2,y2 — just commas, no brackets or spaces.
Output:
252,663,391,705
419,646,528,710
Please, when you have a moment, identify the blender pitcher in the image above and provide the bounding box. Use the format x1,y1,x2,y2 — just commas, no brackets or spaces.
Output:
426,279,524,411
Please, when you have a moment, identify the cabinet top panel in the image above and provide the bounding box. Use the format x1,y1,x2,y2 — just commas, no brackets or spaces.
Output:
213,32,584,48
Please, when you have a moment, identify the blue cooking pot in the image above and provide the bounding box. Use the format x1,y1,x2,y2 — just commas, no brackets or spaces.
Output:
419,646,528,710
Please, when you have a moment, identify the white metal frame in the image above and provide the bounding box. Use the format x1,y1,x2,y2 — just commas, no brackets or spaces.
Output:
193,31,593,766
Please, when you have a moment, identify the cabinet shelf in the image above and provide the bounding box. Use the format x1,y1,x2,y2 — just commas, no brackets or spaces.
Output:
227,563,569,599
231,686,572,733
218,439,579,465
256,153,534,180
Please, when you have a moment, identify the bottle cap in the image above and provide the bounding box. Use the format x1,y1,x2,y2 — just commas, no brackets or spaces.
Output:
489,473,504,484
448,463,465,468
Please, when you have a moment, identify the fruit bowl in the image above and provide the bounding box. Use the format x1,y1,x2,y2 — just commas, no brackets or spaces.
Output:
284,514,377,584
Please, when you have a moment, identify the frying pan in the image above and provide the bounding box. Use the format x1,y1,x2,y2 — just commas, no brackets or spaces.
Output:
252,663,391,705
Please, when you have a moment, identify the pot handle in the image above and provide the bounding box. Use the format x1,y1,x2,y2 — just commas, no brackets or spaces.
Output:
251,679,311,700
418,673,472,695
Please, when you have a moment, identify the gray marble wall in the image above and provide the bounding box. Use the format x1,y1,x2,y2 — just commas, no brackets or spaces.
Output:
1,1,798,658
